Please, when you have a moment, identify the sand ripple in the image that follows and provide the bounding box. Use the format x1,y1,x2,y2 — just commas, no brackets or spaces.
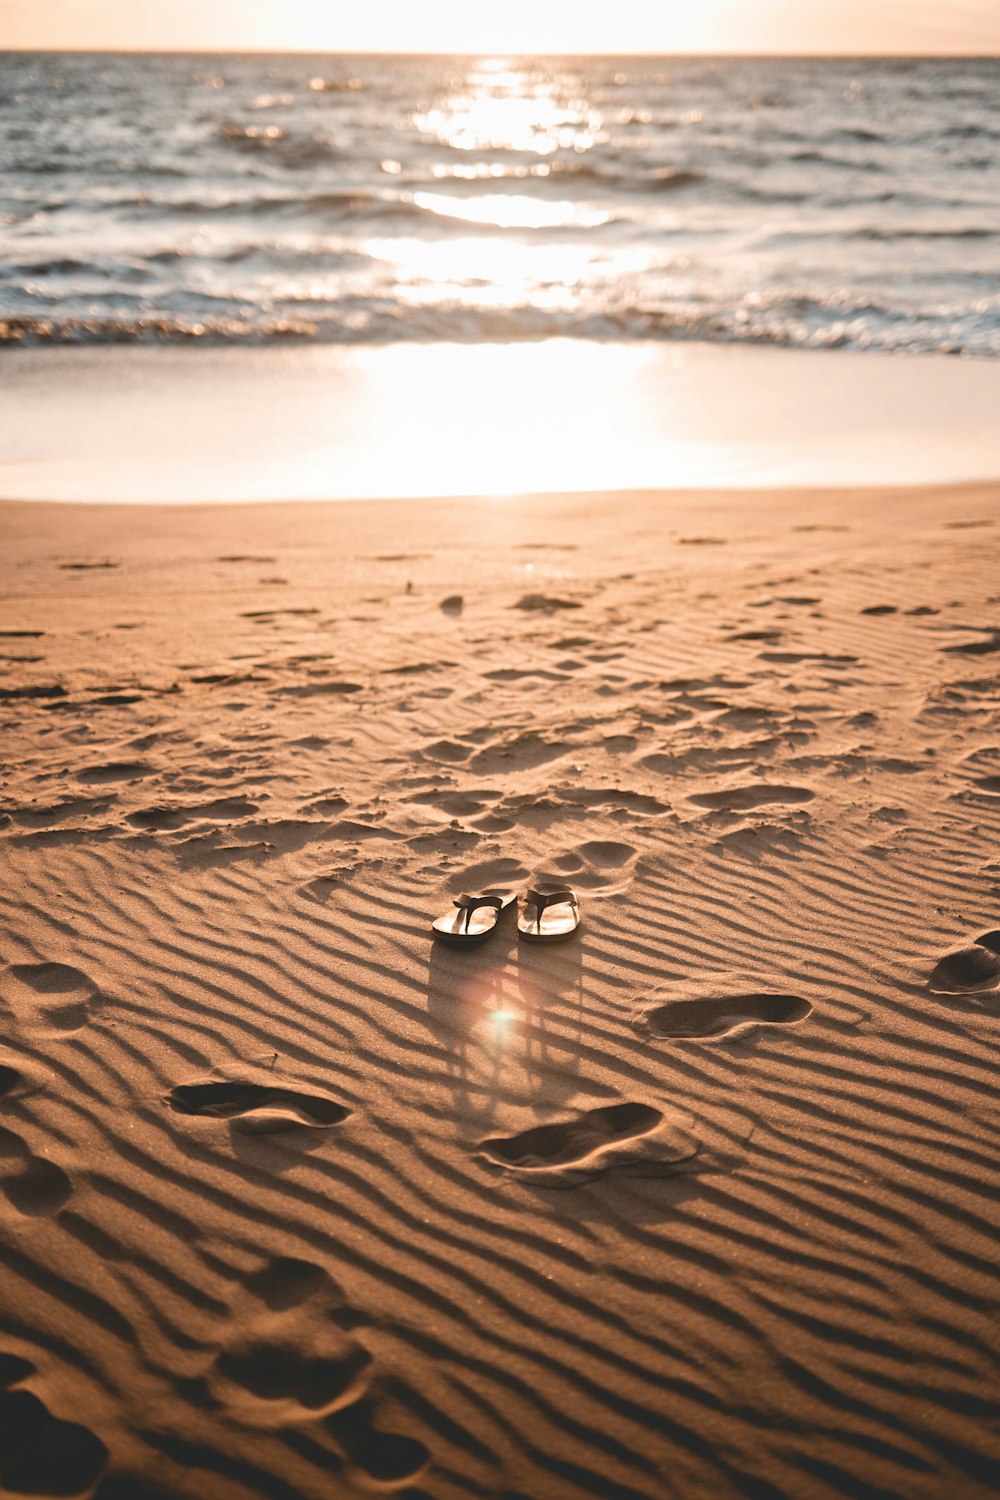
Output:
1,484,1000,1497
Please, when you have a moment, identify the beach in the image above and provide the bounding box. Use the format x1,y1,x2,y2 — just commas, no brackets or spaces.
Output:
2,478,1000,1498
4,38,1000,1498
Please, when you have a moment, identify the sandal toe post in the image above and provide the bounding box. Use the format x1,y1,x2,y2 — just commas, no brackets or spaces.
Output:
517,887,581,942
431,890,513,945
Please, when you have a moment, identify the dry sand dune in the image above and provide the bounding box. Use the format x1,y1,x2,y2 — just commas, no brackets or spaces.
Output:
1,483,1000,1499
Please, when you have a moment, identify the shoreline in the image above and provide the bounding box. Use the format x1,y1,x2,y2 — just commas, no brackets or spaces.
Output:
3,340,1000,503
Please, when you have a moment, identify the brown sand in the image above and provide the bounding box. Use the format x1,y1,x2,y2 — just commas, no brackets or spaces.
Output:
1,483,999,1499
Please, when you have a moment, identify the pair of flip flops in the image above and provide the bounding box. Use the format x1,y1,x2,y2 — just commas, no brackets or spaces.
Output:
432,887,580,946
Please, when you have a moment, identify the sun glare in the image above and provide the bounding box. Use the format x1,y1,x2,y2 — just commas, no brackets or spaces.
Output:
380,70,621,312
414,72,604,158
412,193,610,232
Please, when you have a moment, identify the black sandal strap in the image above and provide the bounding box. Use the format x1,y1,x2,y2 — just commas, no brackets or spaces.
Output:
524,888,578,930
453,893,503,932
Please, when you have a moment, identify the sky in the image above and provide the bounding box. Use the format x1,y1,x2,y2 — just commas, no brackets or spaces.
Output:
1,0,998,54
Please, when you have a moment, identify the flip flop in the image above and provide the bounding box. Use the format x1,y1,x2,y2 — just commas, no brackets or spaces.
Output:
431,890,516,945
518,887,581,943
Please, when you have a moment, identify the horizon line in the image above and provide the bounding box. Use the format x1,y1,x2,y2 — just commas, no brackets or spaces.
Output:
2,46,999,60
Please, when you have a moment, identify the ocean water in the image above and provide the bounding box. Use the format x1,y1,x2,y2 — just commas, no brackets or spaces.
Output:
2,52,999,354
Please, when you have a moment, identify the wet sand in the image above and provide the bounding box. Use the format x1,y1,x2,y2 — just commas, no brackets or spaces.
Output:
1,482,1000,1498
4,341,1000,502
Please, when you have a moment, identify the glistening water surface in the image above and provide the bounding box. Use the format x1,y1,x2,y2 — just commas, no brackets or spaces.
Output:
2,52,999,353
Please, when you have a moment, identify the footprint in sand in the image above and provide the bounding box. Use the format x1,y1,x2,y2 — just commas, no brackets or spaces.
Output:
439,856,530,895
482,666,569,684
0,1126,72,1216
403,787,503,820
165,1080,351,1132
688,785,814,811
512,593,582,613
469,731,569,776
127,796,258,831
204,1258,370,1428
547,839,638,894
929,932,1000,994
422,738,473,765
575,839,636,869
479,1102,697,1185
325,1400,431,1490
208,1256,429,1487
758,650,857,666
559,786,667,815
213,1336,370,1417
76,761,152,784
642,993,812,1041
0,962,99,1033
9,794,115,829
0,1355,108,1495
270,680,362,699
942,632,1000,657
243,1255,339,1311
728,628,784,643
0,1058,46,1103
0,683,67,702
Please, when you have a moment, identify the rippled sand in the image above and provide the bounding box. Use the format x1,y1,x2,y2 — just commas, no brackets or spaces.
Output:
1,482,999,1498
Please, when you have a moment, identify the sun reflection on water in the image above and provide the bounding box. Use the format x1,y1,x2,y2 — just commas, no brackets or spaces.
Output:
413,67,604,157
411,192,610,231
368,61,636,326
364,235,650,316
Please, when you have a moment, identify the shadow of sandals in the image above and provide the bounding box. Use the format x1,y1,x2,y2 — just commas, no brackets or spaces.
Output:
424,913,584,1135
